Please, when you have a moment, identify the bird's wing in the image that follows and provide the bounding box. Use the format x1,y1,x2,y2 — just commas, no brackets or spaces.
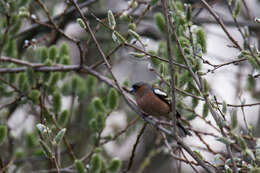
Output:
152,87,181,118
152,88,170,104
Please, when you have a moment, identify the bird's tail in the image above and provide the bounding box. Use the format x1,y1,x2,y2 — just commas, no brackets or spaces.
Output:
177,122,192,137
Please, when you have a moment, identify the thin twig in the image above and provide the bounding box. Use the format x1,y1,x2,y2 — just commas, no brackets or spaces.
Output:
198,0,242,50
180,149,200,173
124,123,147,173
101,117,140,145
0,9,11,56
0,157,16,173
241,0,254,21
124,42,188,69
0,56,44,67
35,0,78,43
15,0,97,38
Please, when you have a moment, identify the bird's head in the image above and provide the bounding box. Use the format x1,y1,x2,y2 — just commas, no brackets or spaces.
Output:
130,81,148,94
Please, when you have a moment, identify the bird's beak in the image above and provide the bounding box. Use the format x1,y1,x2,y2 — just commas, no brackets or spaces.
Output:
129,87,135,93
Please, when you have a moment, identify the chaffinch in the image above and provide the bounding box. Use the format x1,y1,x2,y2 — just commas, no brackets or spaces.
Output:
130,81,191,136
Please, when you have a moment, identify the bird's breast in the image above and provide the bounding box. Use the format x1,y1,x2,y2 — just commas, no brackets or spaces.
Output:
136,93,170,117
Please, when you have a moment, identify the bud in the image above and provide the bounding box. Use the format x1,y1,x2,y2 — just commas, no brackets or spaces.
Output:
154,12,165,33
58,110,70,127
0,125,7,145
75,160,87,173
92,97,105,113
89,154,102,173
108,10,116,29
39,140,53,158
53,128,66,146
108,88,119,110
108,157,122,173
196,28,207,53
77,18,86,29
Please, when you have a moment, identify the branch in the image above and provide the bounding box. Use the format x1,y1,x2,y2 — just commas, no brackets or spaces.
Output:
199,0,242,50
35,0,78,43
161,0,177,133
0,56,44,67
193,18,259,29
124,123,147,173
1,64,260,109
14,0,97,38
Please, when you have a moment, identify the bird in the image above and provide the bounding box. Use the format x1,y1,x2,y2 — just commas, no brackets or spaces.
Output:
130,81,191,137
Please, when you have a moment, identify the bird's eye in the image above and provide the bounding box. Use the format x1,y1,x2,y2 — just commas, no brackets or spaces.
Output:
133,84,139,89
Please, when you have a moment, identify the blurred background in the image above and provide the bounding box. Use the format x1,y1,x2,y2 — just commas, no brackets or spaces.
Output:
0,0,260,173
